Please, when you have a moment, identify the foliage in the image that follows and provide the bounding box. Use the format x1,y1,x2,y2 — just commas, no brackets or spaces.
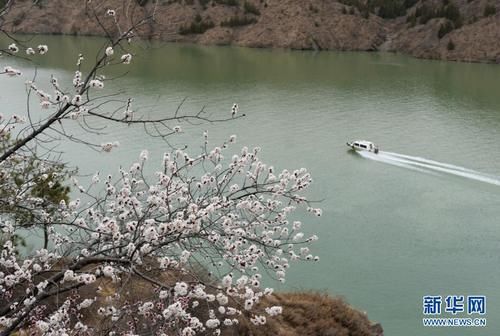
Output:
377,1,407,18
199,0,211,9
309,4,319,14
484,4,497,17
338,0,418,19
414,4,434,24
438,20,454,38
414,2,462,27
447,39,455,50
221,15,257,27
440,3,462,26
338,0,461,22
244,1,260,15
179,18,215,34
214,0,239,6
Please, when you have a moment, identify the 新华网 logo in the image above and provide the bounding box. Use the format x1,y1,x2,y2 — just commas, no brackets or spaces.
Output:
422,295,486,327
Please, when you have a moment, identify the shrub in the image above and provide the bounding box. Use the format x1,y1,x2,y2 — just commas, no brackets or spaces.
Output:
13,14,25,26
447,39,455,50
338,0,418,19
407,15,417,26
415,2,462,27
438,20,454,38
404,0,418,8
244,1,260,15
378,1,406,18
439,3,462,26
179,19,215,34
484,4,497,17
214,0,239,5
309,4,319,14
199,0,210,8
416,4,436,24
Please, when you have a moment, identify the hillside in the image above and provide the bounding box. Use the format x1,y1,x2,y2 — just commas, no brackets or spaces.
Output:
4,261,384,335
2,0,500,63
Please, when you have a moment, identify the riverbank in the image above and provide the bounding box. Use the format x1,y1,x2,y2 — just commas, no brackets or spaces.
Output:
3,0,500,63
3,257,383,335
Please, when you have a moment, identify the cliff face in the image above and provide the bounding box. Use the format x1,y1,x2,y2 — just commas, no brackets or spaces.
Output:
2,0,500,63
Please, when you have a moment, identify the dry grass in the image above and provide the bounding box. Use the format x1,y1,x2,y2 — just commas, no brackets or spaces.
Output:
229,292,383,336
3,259,382,336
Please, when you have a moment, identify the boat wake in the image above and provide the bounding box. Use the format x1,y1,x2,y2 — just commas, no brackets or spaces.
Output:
357,150,500,186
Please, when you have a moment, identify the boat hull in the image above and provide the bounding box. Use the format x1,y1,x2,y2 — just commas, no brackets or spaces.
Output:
346,142,379,154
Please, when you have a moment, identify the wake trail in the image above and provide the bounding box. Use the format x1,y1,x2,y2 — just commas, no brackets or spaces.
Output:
382,151,479,174
358,151,500,186
357,151,437,175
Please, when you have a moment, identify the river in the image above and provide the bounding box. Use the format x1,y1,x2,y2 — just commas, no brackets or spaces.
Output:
2,35,500,335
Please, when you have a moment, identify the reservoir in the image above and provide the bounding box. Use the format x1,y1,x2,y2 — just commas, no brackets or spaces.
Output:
3,35,500,335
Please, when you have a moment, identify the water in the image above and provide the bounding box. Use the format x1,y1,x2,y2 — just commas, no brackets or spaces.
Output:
2,35,500,335
359,151,500,186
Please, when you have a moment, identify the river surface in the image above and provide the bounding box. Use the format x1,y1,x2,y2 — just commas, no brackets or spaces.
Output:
2,35,500,335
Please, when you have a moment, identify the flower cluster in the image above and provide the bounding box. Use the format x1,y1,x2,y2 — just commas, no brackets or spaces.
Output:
231,103,239,117
1,135,320,334
5,43,47,55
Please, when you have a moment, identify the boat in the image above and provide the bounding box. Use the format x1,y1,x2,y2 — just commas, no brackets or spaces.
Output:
346,140,379,154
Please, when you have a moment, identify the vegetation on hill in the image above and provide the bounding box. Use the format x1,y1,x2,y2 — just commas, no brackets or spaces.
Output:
339,0,418,19
2,0,500,63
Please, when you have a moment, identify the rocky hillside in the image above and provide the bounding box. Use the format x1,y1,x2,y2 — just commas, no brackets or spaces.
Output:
2,0,500,62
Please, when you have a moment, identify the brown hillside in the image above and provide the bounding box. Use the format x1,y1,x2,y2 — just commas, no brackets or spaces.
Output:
2,0,500,63
232,292,383,336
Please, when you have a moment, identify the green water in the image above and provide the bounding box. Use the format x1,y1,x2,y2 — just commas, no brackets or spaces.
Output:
2,35,500,335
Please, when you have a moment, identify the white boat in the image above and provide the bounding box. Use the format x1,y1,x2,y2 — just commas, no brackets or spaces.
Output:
346,140,379,154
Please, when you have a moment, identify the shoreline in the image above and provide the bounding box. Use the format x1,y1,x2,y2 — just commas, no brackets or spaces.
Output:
8,31,499,68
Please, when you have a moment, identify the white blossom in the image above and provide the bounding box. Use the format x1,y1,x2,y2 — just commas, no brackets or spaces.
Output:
71,94,82,106
37,45,48,54
101,141,120,152
89,79,104,89
105,46,114,56
265,306,283,316
8,43,18,53
231,103,238,117
205,318,220,329
121,53,132,64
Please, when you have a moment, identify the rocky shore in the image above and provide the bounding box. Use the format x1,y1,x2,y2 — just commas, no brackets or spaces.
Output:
2,0,500,63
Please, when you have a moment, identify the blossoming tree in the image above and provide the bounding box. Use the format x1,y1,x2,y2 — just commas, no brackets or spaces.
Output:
0,1,321,335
